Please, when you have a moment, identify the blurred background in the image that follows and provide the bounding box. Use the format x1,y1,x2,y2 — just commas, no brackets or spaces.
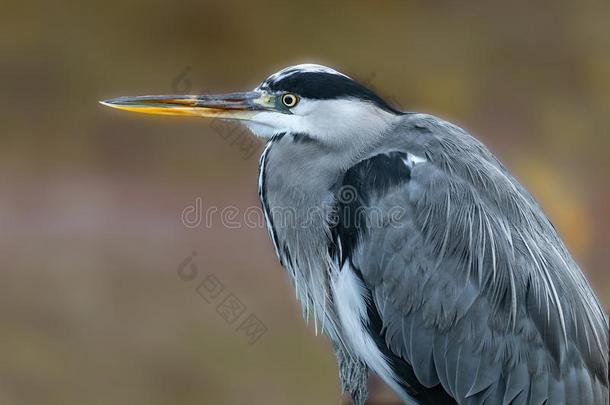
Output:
1,1,608,404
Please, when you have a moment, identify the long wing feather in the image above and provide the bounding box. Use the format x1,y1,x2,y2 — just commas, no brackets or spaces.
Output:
333,114,609,404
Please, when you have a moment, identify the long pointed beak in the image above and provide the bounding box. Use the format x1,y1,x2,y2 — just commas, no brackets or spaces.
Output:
100,91,275,120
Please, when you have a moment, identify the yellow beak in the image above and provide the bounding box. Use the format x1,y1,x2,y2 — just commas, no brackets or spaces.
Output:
100,91,275,120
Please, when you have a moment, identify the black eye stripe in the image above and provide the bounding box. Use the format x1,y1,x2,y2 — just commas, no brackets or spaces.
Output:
262,72,400,114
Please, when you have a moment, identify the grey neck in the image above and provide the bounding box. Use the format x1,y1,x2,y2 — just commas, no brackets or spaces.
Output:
258,131,374,338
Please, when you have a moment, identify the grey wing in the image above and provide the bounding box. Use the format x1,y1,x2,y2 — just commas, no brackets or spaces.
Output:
333,117,609,404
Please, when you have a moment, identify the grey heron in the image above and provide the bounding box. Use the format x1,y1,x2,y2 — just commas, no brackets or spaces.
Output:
102,64,609,405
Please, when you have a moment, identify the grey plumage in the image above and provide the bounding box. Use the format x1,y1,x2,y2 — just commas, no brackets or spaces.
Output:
103,63,609,405
260,112,608,404
363,115,607,404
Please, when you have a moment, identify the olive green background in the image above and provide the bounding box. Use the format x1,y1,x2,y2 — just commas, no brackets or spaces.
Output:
1,1,608,404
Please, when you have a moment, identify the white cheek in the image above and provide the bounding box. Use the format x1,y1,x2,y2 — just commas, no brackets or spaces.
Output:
242,120,276,138
294,99,399,144
241,99,398,142
244,111,305,139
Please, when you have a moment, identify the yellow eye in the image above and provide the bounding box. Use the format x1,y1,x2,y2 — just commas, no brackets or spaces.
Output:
281,93,298,108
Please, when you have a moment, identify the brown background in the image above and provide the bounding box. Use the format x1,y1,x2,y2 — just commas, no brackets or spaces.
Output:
1,1,608,404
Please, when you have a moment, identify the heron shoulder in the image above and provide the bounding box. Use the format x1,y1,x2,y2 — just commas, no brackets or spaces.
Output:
331,121,609,402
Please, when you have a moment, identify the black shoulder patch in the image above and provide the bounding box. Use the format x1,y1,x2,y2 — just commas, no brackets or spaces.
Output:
330,152,411,264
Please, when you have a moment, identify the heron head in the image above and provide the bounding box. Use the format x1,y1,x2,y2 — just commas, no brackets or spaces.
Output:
101,64,402,144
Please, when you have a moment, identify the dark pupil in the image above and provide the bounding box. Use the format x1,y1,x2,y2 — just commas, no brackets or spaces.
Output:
284,95,294,105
